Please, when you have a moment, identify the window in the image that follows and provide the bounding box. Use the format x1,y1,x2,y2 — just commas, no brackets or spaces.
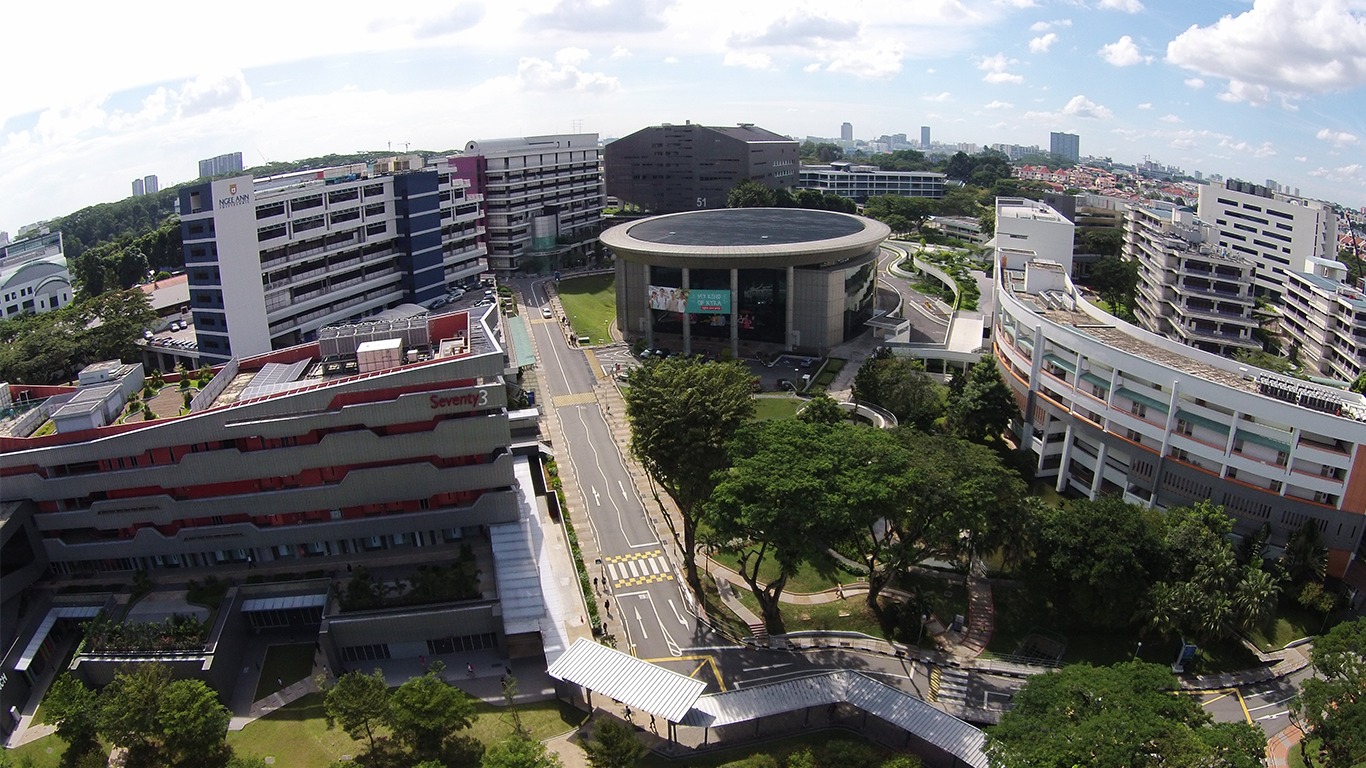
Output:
1176,419,1192,436
1130,401,1147,418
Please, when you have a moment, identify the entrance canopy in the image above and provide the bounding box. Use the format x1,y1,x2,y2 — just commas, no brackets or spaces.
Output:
547,638,705,722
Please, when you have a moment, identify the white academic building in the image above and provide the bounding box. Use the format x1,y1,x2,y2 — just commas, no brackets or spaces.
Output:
0,232,73,320
1196,180,1339,300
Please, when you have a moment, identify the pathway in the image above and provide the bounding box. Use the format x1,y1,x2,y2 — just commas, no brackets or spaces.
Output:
1265,724,1304,768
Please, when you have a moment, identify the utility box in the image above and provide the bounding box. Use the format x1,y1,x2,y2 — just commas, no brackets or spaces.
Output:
356,338,403,374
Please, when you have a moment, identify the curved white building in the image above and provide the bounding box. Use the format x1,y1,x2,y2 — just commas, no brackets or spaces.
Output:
993,253,1366,580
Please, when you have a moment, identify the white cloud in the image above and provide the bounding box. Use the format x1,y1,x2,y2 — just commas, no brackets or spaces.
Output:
732,13,860,47
723,51,773,70
525,0,674,32
1061,94,1113,119
1137,102,1152,110
1159,114,1181,123
979,52,1023,84
1309,164,1363,181
1184,77,1205,89
1029,33,1058,53
1166,0,1366,105
609,46,632,59
1171,138,1198,149
1098,35,1151,66
1218,138,1277,157
984,100,1014,109
1316,128,1360,147
924,91,953,102
554,47,592,67
1030,19,1072,32
1098,0,1144,12
663,56,680,65
1295,155,1309,162
513,56,619,93
822,40,906,79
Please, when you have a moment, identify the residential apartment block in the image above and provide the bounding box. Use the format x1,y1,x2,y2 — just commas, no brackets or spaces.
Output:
1126,203,1260,356
1196,180,1339,300
604,123,797,213
797,163,946,203
199,152,244,179
993,255,1366,580
1049,131,1080,162
995,197,1077,275
177,159,487,363
464,134,604,275
1283,262,1366,383
1,231,73,320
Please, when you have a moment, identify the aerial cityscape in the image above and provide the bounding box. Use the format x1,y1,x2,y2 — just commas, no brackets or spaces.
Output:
1,1,1365,767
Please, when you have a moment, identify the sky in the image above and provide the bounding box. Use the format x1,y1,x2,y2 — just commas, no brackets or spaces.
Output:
2,0,1365,233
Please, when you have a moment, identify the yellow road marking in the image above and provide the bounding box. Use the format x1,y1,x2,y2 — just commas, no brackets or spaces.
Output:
584,349,604,380
604,550,664,563
688,660,708,679
551,392,597,407
612,573,675,589
1180,688,1252,724
640,655,727,692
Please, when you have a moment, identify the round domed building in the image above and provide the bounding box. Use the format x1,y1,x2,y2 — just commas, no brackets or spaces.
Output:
600,208,891,357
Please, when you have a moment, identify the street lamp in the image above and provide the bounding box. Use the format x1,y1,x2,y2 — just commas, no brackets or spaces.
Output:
1134,641,1143,661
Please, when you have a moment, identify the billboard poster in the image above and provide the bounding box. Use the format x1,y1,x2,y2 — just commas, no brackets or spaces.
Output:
648,286,687,313
686,289,731,314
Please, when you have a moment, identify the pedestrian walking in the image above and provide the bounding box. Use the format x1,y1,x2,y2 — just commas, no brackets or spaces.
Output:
276,677,283,689
604,598,611,616
467,662,475,676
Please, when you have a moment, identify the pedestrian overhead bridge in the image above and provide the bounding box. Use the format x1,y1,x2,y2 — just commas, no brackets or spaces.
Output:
547,638,988,768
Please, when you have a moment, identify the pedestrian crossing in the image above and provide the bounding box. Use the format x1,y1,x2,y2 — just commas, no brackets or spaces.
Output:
604,549,673,588
551,392,597,407
928,665,969,704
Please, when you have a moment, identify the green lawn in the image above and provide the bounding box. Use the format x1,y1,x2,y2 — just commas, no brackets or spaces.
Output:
707,549,854,595
557,274,616,346
5,737,65,767
751,394,805,421
1246,596,1330,652
253,643,317,701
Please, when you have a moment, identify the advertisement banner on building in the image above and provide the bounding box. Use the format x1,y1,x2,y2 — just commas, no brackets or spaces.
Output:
648,286,687,313
686,289,731,314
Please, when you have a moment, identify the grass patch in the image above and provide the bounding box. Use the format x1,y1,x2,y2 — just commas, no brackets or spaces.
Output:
640,730,893,768
733,588,886,638
1246,595,1330,652
5,736,65,767
751,394,805,421
253,643,316,701
707,549,854,595
986,582,1265,673
226,692,585,767
557,274,616,346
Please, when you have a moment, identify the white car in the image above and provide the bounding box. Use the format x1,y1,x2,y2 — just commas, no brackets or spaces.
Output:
542,308,553,319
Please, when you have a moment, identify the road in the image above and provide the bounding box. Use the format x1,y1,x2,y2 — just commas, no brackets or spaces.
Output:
518,277,714,664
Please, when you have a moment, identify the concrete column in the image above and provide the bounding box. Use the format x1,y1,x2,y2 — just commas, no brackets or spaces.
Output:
730,268,739,360
1090,441,1108,498
1055,424,1075,494
785,265,795,351
682,267,691,356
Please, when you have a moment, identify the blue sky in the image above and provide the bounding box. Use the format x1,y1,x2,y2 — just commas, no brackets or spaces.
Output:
2,0,1364,233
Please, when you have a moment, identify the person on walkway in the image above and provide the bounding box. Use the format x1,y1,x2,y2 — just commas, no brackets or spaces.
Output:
467,663,475,676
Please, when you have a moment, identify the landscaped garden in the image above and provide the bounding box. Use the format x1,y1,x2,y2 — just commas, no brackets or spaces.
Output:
556,274,616,345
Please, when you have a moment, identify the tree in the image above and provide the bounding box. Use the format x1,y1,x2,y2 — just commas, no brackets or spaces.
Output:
1292,618,1366,768
44,673,101,759
97,664,169,752
850,351,947,431
1027,497,1165,629
1082,227,1124,257
623,357,755,589
582,718,647,768
324,669,390,750
863,429,1026,610
945,359,1016,443
156,679,231,768
704,420,888,629
386,669,478,760
987,661,1265,768
1352,372,1366,394
483,733,563,768
798,393,845,425
863,195,936,235
1280,519,1328,585
727,179,776,208
1090,256,1139,318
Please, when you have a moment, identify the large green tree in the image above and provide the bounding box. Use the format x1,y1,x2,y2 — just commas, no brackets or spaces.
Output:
156,679,231,768
324,669,390,750
0,288,155,383
1090,256,1140,319
944,359,1017,443
987,662,1264,768
850,350,947,431
386,668,478,761
863,195,936,235
1292,617,1366,768
43,673,101,761
483,733,563,768
704,420,887,629
1027,497,1166,629
581,718,647,768
623,357,756,589
863,429,1026,610
97,664,169,753
727,179,776,208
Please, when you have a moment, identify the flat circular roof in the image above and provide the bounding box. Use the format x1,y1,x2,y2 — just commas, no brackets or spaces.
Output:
629,208,866,246
602,208,890,269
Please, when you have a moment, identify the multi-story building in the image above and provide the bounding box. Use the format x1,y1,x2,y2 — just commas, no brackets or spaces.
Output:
995,197,1077,275
144,175,159,195
1126,203,1260,356
176,159,487,363
1050,131,1080,162
604,123,797,214
841,122,853,142
993,254,1366,580
1283,262,1366,383
797,163,946,203
463,134,604,275
131,178,144,197
0,307,558,727
920,126,931,150
1,231,73,319
199,152,244,179
1196,180,1339,300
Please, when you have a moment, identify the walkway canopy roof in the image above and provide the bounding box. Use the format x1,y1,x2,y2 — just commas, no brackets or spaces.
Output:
547,638,705,722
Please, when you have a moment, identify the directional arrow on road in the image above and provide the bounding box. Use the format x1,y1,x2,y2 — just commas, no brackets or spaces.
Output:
634,607,648,639
592,487,601,505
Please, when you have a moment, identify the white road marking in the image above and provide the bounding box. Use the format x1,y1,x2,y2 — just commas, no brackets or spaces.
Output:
633,607,649,639
627,560,640,577
647,558,660,575
592,487,601,506
619,481,628,498
668,599,688,626
607,562,620,581
1258,711,1289,722
741,663,794,672
1247,696,1296,712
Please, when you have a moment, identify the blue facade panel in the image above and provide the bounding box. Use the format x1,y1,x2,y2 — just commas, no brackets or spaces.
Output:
393,172,444,303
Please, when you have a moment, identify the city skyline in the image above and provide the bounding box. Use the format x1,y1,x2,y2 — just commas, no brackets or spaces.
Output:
2,0,1364,231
